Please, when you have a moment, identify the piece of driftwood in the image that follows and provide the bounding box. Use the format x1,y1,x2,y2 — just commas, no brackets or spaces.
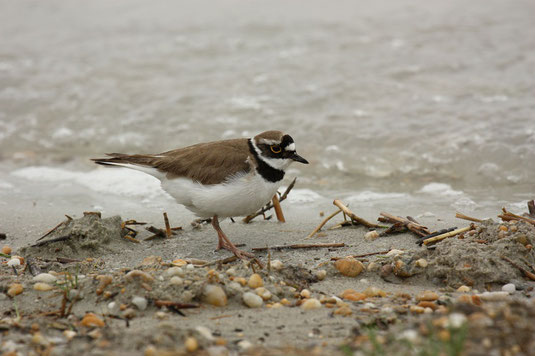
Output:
243,178,297,223
306,209,343,238
163,213,172,238
422,225,474,245
378,212,431,237
416,227,458,246
528,200,535,218
333,200,380,228
501,256,535,281
272,195,286,222
252,242,345,251
499,208,535,226
455,212,483,223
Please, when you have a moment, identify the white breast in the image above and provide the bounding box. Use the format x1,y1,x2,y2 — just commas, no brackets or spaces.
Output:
160,172,281,218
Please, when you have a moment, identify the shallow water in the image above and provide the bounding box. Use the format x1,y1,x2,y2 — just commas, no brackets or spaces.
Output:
1,0,534,225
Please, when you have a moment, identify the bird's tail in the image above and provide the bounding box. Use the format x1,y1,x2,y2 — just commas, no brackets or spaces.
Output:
91,153,164,179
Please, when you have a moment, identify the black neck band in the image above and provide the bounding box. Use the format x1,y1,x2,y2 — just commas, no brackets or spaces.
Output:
248,139,285,183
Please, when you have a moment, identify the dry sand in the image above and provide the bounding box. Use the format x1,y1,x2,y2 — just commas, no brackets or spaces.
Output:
1,200,535,355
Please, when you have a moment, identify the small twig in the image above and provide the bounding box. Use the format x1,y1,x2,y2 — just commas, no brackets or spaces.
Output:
272,195,286,223
154,300,199,309
37,219,68,241
499,208,535,226
32,235,71,247
333,200,380,228
201,256,239,267
122,234,140,244
416,227,458,245
328,220,352,230
331,249,391,261
252,243,345,252
123,220,147,226
501,256,535,281
306,209,343,238
163,213,172,238
379,212,431,237
455,212,483,223
423,225,474,245
243,178,297,223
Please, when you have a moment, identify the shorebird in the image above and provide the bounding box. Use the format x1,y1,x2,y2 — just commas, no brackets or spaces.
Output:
92,130,308,262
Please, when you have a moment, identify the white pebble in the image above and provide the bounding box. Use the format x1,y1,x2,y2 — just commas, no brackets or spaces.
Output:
107,302,119,314
242,292,263,308
195,326,214,341
186,264,195,270
237,340,253,350
269,260,284,271
398,329,419,343
132,296,148,311
169,276,183,286
301,298,321,310
364,230,379,241
32,273,57,284
502,283,516,293
448,313,467,328
315,270,327,281
165,267,185,278
225,268,237,276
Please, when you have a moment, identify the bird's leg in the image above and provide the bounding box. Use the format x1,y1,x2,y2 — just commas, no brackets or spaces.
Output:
211,215,262,266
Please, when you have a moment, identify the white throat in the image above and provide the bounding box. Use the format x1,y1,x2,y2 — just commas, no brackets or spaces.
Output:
251,139,293,171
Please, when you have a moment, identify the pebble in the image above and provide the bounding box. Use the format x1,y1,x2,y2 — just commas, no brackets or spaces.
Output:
301,298,321,310
81,313,105,328
502,283,516,293
1,245,12,255
243,292,263,308
125,270,154,283
122,308,137,319
367,262,380,272
132,296,148,311
363,286,386,298
248,273,263,289
448,313,467,328
31,332,49,347
415,258,428,268
386,249,404,257
300,289,311,299
186,264,195,271
364,230,379,241
269,260,284,271
457,285,471,293
7,283,23,297
334,306,352,316
184,337,199,352
34,283,54,292
410,305,425,314
171,259,187,267
334,258,364,277
32,273,57,284
255,287,272,301
63,330,77,341
169,276,184,286
225,268,237,276
237,340,253,350
398,329,419,343
203,285,227,307
165,267,185,278
416,290,439,302
477,291,510,301
340,289,366,301
107,302,119,314
315,269,327,281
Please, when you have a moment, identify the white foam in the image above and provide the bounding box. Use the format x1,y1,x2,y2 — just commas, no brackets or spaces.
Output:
418,183,463,197
12,166,169,200
346,191,407,203
285,189,321,203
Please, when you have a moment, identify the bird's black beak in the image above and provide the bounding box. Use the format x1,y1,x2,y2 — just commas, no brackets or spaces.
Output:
291,152,309,164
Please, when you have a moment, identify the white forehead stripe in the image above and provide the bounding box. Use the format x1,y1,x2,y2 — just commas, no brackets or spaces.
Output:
285,143,295,151
258,138,279,145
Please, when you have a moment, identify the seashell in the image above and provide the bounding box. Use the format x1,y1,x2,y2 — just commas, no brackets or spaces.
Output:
364,230,379,241
132,296,148,311
269,260,284,271
125,270,154,283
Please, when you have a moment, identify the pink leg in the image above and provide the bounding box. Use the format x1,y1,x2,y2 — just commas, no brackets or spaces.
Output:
211,215,262,265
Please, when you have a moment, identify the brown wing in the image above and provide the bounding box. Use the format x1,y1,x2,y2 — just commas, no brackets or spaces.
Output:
92,138,253,185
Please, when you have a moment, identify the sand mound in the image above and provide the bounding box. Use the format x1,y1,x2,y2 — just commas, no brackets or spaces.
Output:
19,213,128,259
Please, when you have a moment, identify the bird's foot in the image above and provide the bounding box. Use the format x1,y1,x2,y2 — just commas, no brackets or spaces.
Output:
220,242,263,268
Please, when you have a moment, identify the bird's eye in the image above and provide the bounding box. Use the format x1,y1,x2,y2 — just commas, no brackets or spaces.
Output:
270,145,282,154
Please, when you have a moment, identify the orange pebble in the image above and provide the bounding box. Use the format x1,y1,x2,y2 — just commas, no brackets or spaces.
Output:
80,313,105,328
2,245,12,255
